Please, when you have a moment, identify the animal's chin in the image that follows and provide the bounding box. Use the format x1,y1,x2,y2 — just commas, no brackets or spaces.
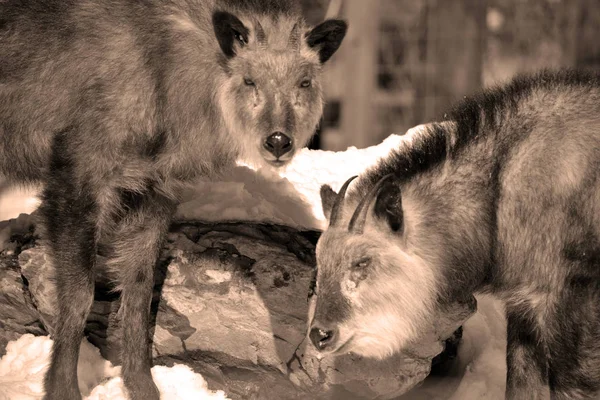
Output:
238,149,293,170
265,159,289,168
260,149,295,168
341,335,397,360
332,335,356,355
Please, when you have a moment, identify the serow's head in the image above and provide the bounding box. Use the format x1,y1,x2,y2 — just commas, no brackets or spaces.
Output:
309,175,437,359
213,10,347,167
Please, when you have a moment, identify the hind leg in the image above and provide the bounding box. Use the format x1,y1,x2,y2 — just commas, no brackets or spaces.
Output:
505,306,551,400
41,177,97,399
109,189,176,400
546,291,600,400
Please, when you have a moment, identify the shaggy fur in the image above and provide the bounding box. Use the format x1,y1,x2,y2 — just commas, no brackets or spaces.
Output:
311,70,600,399
0,1,346,399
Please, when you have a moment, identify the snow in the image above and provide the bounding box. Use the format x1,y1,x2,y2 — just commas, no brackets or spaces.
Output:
0,126,507,399
428,295,506,400
0,187,40,224
0,335,229,400
177,129,416,230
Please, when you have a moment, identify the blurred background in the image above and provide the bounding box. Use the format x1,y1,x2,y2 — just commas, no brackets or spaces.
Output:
301,0,600,151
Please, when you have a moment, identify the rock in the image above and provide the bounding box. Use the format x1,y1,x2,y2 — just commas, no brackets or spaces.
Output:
0,218,473,399
19,246,57,334
0,253,46,357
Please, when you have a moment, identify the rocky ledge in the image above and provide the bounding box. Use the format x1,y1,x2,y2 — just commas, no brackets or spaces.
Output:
0,214,473,399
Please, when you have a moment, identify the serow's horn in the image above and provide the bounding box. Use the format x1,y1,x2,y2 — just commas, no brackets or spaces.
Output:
329,175,358,227
348,174,395,233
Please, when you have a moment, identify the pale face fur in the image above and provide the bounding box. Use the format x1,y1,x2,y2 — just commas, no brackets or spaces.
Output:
312,219,438,359
217,17,324,169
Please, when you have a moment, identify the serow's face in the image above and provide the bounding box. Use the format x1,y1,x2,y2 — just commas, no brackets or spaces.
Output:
213,11,347,167
309,175,436,359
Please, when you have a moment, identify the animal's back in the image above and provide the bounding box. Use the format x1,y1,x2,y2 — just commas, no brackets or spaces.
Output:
0,0,223,184
1,0,71,181
480,74,600,288
417,72,600,283
483,73,600,393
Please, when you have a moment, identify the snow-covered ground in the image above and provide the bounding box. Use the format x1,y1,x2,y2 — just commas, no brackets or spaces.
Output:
0,127,507,399
0,334,229,400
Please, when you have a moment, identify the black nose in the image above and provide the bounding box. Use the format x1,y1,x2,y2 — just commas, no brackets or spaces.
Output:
264,132,292,158
309,324,337,351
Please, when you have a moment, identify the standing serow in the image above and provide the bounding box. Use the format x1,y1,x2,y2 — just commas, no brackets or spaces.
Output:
310,70,600,399
0,0,346,399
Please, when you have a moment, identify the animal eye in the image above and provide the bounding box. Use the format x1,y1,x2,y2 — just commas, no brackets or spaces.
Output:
353,258,371,269
244,78,255,86
235,32,247,46
300,79,311,88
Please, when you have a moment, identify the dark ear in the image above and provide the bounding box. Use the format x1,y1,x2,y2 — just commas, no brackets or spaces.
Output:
212,11,249,58
374,181,403,232
320,184,338,220
306,19,347,63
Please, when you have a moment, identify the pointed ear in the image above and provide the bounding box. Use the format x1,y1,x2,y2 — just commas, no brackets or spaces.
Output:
374,181,403,233
212,11,249,58
320,184,338,221
306,19,347,63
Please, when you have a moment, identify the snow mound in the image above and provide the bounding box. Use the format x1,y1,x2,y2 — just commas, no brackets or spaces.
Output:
448,295,506,399
87,364,229,400
0,334,119,400
0,334,52,399
178,129,424,230
0,335,229,400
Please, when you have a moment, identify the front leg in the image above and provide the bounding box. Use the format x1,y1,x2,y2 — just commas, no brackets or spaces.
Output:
505,306,550,400
41,147,98,400
108,188,176,400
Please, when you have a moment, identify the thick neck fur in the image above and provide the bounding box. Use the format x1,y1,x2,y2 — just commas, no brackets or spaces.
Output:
371,125,497,303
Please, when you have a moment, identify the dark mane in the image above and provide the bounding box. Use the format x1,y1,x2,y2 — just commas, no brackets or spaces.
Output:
354,68,600,197
449,68,600,155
